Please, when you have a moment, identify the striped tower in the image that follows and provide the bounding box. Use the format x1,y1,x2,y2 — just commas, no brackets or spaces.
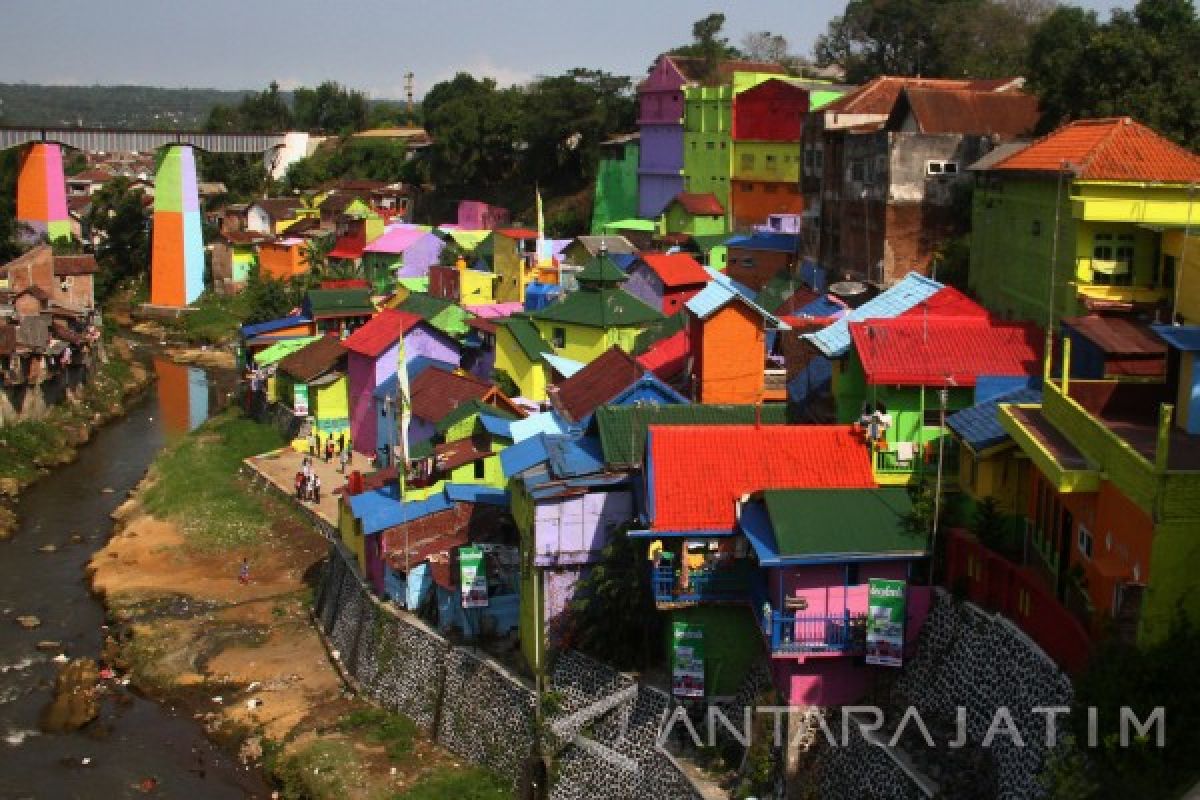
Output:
150,145,205,307
16,143,71,242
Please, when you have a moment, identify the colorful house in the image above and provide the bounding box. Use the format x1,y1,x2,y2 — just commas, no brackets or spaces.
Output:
246,197,308,235
342,309,461,458
303,287,375,336
624,253,711,315
258,237,310,281
362,227,445,295
996,330,1200,645
394,291,471,340
457,200,511,230
970,117,1200,324
548,345,687,432
489,228,541,303
591,133,641,234
660,192,727,237
528,254,663,363
494,315,554,401
408,364,523,446
723,231,803,293
638,55,693,218
1060,315,1167,380
275,335,350,451
686,270,786,404
729,79,815,229
210,231,268,294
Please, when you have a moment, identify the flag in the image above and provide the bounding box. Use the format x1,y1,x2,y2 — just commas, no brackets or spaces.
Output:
535,187,552,268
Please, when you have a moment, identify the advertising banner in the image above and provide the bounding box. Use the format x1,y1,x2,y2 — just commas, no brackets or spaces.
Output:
293,383,309,416
671,622,705,698
459,546,489,608
865,578,907,667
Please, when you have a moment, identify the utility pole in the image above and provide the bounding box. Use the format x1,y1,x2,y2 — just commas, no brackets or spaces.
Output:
404,72,415,126
930,383,950,583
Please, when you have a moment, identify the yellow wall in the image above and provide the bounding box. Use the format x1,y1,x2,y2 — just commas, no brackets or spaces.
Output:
532,320,642,363
1164,231,1200,324
1073,182,1200,225
459,268,496,305
338,499,367,575
494,238,529,303
959,447,1028,515
495,328,549,401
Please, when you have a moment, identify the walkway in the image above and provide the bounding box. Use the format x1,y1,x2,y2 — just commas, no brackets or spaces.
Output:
244,446,363,524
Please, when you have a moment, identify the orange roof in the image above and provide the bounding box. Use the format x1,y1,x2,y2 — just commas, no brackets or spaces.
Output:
494,228,539,240
671,192,725,217
991,117,1200,183
821,76,1023,118
639,253,710,287
647,425,875,532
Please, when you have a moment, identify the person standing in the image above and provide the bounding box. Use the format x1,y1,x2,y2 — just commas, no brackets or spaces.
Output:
338,447,349,475
324,438,334,463
313,474,322,504
294,470,304,500
308,432,317,457
238,558,250,585
338,432,346,454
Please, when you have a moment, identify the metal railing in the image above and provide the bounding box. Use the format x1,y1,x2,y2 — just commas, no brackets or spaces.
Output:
764,610,866,655
652,563,750,604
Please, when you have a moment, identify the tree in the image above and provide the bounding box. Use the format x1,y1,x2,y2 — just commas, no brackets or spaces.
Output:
293,81,369,134
0,149,26,263
87,177,150,301
204,81,293,133
741,31,792,65
670,13,742,79
241,264,295,325
568,529,660,670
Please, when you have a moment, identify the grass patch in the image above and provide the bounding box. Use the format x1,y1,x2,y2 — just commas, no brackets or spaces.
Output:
170,292,248,346
337,708,418,760
274,739,362,800
141,408,292,549
391,767,514,800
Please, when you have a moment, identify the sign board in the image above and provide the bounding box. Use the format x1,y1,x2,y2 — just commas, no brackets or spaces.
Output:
671,622,705,698
865,578,907,667
292,383,309,416
459,546,489,608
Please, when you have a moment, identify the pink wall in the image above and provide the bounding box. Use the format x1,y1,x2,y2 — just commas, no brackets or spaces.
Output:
348,351,378,456
639,56,688,124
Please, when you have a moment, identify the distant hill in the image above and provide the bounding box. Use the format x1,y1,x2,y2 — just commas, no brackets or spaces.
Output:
0,83,256,129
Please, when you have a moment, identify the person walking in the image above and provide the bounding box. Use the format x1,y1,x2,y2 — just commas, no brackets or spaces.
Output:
308,432,317,457
238,557,250,585
338,447,349,475
324,438,334,463
305,473,316,503
338,432,346,454
294,470,304,500
313,474,322,504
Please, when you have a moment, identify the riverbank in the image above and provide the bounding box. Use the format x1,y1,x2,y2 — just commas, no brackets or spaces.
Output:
88,409,512,799
0,338,154,540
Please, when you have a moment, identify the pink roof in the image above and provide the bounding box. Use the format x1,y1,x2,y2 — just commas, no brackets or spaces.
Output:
648,425,875,532
341,309,424,358
364,227,429,254
850,317,1043,387
464,302,524,319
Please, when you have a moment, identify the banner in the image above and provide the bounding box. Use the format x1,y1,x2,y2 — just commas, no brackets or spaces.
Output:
671,622,705,698
292,383,309,416
865,578,907,667
459,546,489,608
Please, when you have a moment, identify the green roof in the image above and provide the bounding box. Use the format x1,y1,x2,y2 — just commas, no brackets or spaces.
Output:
577,254,629,286
762,488,926,559
754,271,804,316
596,403,792,467
499,315,552,360
531,286,662,329
255,336,322,366
435,398,518,435
633,311,687,355
397,292,470,338
305,288,375,316
407,439,434,459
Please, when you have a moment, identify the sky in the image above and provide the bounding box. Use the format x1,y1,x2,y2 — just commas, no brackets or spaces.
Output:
0,0,1133,99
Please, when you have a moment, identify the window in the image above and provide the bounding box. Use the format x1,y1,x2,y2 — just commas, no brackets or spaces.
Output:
552,327,566,348
1163,254,1177,289
765,154,778,168
850,161,865,182
741,153,755,170
691,141,697,151
1092,232,1134,286
706,140,715,151
764,183,778,193
1078,524,1093,560
846,564,861,585
473,459,486,480
926,160,959,175
1031,220,1041,236
924,409,944,428
740,257,755,268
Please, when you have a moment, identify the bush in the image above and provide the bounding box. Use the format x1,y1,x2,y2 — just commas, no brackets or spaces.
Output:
391,766,513,800
337,707,418,760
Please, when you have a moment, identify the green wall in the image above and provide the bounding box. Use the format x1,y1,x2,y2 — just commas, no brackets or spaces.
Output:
591,141,641,234
665,606,764,697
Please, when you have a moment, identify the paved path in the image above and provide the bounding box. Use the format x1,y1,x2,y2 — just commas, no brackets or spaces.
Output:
244,446,364,524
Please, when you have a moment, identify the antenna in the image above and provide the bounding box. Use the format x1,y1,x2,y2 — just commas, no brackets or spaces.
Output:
405,72,415,126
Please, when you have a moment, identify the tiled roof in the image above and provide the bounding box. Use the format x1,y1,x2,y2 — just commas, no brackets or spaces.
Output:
409,365,492,423
647,425,875,532
1063,315,1168,357
894,88,1040,136
552,346,646,422
803,272,943,358
223,230,274,245
276,335,346,382
668,56,787,86
671,192,725,217
596,404,792,468
305,288,374,316
341,309,424,358
499,315,551,360
898,286,989,319
990,117,1200,183
364,226,429,254
749,488,924,561
637,253,710,288
820,76,1023,117
280,217,321,237
494,228,539,240
850,317,1043,386
69,168,113,183
947,387,1042,452
53,255,98,276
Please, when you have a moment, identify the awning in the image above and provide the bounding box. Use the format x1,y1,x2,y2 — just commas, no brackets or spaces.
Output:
1090,259,1130,276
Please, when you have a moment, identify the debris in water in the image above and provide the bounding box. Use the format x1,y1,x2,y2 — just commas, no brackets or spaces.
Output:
211,696,223,704
16,615,41,629
101,488,115,494
36,641,62,652
52,654,68,664
81,757,92,766
38,544,58,554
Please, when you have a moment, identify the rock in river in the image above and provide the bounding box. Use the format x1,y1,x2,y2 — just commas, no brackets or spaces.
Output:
16,615,41,629
42,658,100,733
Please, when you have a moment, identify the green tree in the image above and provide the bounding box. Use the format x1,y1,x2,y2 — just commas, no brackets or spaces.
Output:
670,13,742,79
87,177,150,301
293,81,369,134
241,263,295,325
568,529,660,670
0,149,26,263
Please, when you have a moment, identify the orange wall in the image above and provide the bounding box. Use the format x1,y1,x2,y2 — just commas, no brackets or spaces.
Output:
730,180,803,228
259,242,307,280
696,301,764,404
1072,481,1154,617
150,213,186,307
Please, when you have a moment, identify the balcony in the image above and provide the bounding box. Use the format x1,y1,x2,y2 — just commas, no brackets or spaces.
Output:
764,610,866,656
651,562,752,607
869,439,958,487
1075,282,1168,309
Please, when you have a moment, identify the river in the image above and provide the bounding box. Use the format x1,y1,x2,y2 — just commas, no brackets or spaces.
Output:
0,354,272,799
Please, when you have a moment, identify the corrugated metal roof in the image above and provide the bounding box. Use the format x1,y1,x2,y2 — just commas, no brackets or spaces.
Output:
241,314,312,337
895,87,1040,136
1062,315,1168,356
802,272,943,358
277,335,346,382
725,232,801,253
637,253,710,287
1152,324,1200,352
596,403,792,467
541,352,586,378
500,433,552,477
341,309,424,358
552,346,645,422
509,411,570,443
752,488,925,561
947,387,1042,452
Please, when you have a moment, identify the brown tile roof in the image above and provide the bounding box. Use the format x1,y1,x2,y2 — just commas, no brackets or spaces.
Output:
222,231,274,245
276,334,346,382
53,255,98,276
410,365,492,423
253,197,304,220
893,88,1040,137
551,346,646,422
670,56,787,86
821,75,1024,118
67,195,92,214
69,168,113,183
1064,315,1168,357
434,435,494,471
990,117,1200,183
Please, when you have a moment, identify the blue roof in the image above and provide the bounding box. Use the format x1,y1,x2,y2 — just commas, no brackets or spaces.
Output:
787,356,832,404
725,232,800,253
612,253,638,272
240,314,311,338
524,281,561,311
739,501,780,562
348,483,508,535
799,258,827,294
444,484,509,505
541,352,586,378
479,413,515,438
686,267,785,328
802,273,943,358
545,435,605,478
1152,324,1200,352
946,387,1042,452
500,433,552,477
509,411,570,443
796,295,845,319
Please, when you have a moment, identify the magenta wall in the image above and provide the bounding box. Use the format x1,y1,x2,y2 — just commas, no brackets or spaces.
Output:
348,352,378,457
639,56,687,124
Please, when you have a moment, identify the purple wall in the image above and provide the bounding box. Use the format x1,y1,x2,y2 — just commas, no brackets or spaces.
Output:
532,490,633,567
639,56,687,124
623,262,666,312
396,233,445,279
638,126,685,218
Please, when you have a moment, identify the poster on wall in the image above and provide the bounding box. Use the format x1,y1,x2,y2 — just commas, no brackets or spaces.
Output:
671,622,705,698
459,546,489,608
865,578,907,667
293,383,309,416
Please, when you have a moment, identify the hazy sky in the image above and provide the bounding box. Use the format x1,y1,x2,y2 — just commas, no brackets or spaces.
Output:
0,0,1133,99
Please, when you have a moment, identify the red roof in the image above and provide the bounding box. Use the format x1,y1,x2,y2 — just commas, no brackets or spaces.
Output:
53,255,99,276
671,192,725,217
898,287,990,320
821,76,1023,118
991,117,1200,183
896,88,1040,137
552,346,646,422
434,435,494,471
638,253,710,288
850,317,1043,387
495,228,539,240
774,285,822,316
648,425,875,532
636,330,690,381
328,242,365,260
466,316,498,335
410,365,493,423
341,309,424,358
